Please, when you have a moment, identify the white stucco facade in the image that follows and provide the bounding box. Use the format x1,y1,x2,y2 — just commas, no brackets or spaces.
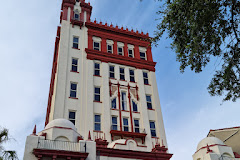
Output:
24,0,172,160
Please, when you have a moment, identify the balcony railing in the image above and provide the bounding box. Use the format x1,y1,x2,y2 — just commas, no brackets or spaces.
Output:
37,139,83,152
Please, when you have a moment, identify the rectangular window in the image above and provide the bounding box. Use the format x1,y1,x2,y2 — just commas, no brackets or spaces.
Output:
73,37,79,49
129,69,135,82
118,47,123,55
70,83,77,98
112,116,118,130
143,72,149,85
150,121,156,137
132,101,138,112
146,95,152,109
107,44,113,53
123,118,129,132
71,58,78,72
94,41,100,51
94,87,101,102
140,52,146,60
94,63,100,76
69,111,76,125
128,49,134,58
94,115,101,131
111,98,117,109
74,13,79,20
119,67,125,80
109,65,115,78
134,119,140,133
121,92,127,111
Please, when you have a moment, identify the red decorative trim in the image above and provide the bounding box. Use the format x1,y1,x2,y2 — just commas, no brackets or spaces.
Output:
72,47,80,50
195,144,228,154
70,70,79,73
93,75,102,77
234,152,240,158
86,22,150,41
93,100,102,103
112,139,147,148
117,82,123,131
33,149,88,159
148,108,155,111
86,48,156,71
71,19,84,28
110,130,147,143
69,97,79,100
111,108,119,111
97,147,172,160
144,83,151,86
45,26,61,126
133,111,140,114
119,79,127,82
122,110,130,112
130,81,136,83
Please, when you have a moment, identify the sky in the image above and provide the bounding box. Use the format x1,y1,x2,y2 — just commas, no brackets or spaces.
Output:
0,0,239,160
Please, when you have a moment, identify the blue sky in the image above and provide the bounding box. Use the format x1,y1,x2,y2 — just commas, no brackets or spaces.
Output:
0,0,239,160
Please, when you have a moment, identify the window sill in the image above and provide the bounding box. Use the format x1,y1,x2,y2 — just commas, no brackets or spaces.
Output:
72,47,80,50
111,108,119,111
93,75,102,77
70,70,79,73
133,111,140,114
109,77,116,80
130,81,136,83
151,136,159,139
119,79,126,82
94,100,102,103
147,108,155,111
122,110,129,112
144,84,151,86
69,97,78,100
93,130,103,133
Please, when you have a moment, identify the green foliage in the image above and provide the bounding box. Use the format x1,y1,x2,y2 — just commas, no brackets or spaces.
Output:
154,0,240,101
0,128,18,160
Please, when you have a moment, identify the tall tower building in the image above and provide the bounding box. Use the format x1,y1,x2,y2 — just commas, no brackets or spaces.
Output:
24,0,173,159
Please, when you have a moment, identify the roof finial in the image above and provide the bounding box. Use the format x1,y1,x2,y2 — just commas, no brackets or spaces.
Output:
88,130,92,140
32,125,36,135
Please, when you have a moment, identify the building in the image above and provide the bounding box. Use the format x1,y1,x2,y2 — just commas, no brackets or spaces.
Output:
193,126,240,160
23,0,173,159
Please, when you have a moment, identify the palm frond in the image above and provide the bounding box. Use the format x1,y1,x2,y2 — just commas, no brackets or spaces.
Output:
2,151,18,160
0,129,9,144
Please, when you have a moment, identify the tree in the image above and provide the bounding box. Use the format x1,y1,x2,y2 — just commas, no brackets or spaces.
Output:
154,0,240,101
0,128,18,160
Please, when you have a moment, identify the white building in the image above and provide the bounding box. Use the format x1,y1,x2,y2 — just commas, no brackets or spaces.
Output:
23,0,173,159
193,127,240,160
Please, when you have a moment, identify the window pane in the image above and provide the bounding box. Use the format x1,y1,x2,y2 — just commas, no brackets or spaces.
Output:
70,120,75,125
110,66,114,72
95,123,101,131
72,59,78,65
112,98,116,109
134,120,139,127
120,75,125,80
123,118,128,125
124,127,129,132
94,70,100,76
132,101,138,112
74,14,79,20
112,117,117,124
73,43,78,49
144,79,149,85
95,95,100,101
128,49,133,57
94,42,99,47
71,83,77,90
70,91,76,98
150,122,155,129
147,102,152,109
95,115,101,122
135,128,140,133
108,45,112,53
73,37,79,43
95,63,100,69
69,112,75,119
72,66,77,72
110,73,114,78
140,52,145,59
146,96,151,102
151,130,156,137
130,77,135,82
118,47,123,52
112,125,118,130
143,72,148,78
130,70,134,75
120,68,124,73
95,87,100,94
